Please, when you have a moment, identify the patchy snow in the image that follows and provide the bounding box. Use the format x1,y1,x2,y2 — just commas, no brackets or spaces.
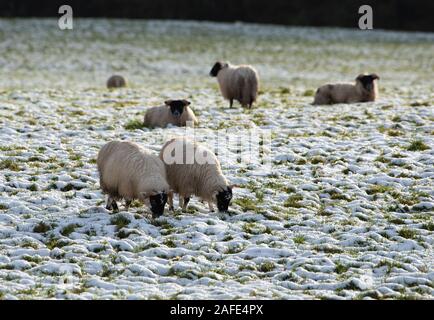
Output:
0,19,433,300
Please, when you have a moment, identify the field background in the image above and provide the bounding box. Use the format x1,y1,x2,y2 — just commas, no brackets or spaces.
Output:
0,19,433,299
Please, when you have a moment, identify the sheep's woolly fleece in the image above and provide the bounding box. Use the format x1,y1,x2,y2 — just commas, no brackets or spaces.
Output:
0,19,433,299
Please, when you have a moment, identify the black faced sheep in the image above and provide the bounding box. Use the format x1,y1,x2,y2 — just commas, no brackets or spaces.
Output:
159,137,233,213
313,74,380,105
144,100,198,128
97,140,170,217
210,61,259,109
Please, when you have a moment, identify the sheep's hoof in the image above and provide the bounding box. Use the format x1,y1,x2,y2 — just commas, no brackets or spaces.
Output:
111,202,119,213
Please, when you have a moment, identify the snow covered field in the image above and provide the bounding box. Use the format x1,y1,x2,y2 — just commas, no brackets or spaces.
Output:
0,19,433,299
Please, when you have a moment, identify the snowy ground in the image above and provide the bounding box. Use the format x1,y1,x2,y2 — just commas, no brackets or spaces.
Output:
0,19,433,299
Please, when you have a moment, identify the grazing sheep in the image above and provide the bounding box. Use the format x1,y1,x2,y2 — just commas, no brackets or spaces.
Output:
313,74,380,105
97,140,170,217
159,138,233,212
144,100,198,128
209,61,259,109
107,75,127,89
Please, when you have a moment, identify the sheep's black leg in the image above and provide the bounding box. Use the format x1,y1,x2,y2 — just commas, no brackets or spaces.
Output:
106,196,119,212
182,197,190,212
229,99,233,108
106,197,113,210
168,193,174,211
125,200,131,210
184,197,190,207
111,201,119,213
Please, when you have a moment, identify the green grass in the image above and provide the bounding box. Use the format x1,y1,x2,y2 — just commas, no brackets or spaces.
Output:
110,214,131,231
234,197,259,212
421,222,434,231
375,260,403,274
124,119,145,130
33,222,51,233
386,129,404,137
259,261,275,272
335,262,349,274
303,89,315,97
61,224,78,237
293,235,305,244
398,228,417,239
406,140,430,151
284,194,303,208
163,238,177,248
366,185,393,195
0,159,20,171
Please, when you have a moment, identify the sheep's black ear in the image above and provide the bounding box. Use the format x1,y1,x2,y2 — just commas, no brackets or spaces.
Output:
371,73,380,80
356,74,364,81
164,100,172,106
182,100,191,106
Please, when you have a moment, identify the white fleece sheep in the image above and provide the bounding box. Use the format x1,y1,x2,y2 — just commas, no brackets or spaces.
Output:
144,100,198,128
107,75,127,89
159,137,233,212
97,140,170,217
313,74,379,105
210,61,259,109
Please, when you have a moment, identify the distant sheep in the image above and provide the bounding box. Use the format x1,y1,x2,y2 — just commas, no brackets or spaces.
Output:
159,137,233,212
313,73,380,105
107,75,127,89
97,140,170,217
210,61,259,109
144,100,198,128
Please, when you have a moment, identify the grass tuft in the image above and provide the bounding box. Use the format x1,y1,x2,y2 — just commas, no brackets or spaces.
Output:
124,119,144,130
407,140,430,152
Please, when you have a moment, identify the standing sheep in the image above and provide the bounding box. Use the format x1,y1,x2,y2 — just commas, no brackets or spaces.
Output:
144,100,198,128
97,140,170,217
313,73,380,105
209,61,259,109
107,75,127,89
159,138,233,212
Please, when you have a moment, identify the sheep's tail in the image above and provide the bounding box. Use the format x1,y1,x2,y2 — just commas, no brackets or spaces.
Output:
249,75,258,104
239,74,258,107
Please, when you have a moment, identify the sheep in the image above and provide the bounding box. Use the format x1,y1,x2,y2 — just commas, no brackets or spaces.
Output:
313,73,380,105
144,100,198,128
107,75,127,89
97,140,170,217
159,137,233,213
209,61,259,109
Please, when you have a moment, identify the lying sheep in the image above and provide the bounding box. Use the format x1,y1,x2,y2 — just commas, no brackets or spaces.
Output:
313,73,380,105
144,100,198,128
210,61,259,109
97,140,170,217
107,75,127,89
159,137,233,212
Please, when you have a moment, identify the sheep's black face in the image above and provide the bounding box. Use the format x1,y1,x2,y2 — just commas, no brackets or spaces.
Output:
357,74,379,91
216,187,233,212
165,100,191,118
149,192,167,218
210,62,224,77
